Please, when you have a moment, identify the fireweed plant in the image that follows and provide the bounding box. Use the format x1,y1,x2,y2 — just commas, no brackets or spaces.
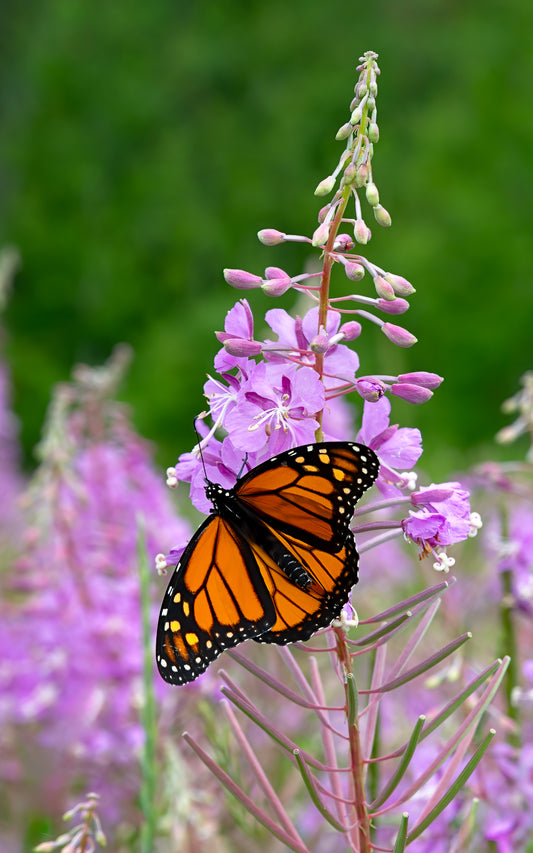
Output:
155,53,505,852
0,345,195,848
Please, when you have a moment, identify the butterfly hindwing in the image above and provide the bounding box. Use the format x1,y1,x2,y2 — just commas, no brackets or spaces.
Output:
156,441,379,685
250,524,359,644
156,515,276,684
235,442,379,552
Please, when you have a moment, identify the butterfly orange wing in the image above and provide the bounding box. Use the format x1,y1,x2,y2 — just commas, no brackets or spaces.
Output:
156,514,275,684
236,442,379,552
249,522,359,644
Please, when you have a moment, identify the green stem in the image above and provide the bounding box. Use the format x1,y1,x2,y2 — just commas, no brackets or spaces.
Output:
138,519,158,852
334,627,371,853
498,503,520,747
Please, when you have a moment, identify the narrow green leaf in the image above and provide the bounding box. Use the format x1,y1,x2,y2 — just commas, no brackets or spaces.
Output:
406,730,495,843
370,717,425,810
183,733,311,853
361,580,453,624
392,812,409,852
349,612,411,647
365,633,471,694
417,659,502,741
346,673,358,726
293,750,348,832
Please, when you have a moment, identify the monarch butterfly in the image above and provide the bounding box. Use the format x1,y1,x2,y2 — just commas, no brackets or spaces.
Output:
156,441,379,685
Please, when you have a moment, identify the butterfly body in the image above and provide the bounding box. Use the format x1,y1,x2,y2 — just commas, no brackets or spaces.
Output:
156,441,379,685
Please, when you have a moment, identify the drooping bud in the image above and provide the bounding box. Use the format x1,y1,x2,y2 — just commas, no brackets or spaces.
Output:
312,221,331,247
341,162,357,186
223,269,262,289
384,272,416,296
382,322,418,348
257,229,286,246
350,104,364,125
368,122,380,143
354,219,371,244
373,275,396,300
365,182,379,207
345,262,365,281
315,175,336,196
355,163,369,187
335,122,353,141
373,204,392,227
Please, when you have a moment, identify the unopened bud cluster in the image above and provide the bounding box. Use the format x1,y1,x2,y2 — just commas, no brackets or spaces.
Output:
313,51,390,248
495,371,533,459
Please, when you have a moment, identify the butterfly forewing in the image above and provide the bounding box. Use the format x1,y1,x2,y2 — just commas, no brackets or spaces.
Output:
236,442,379,551
156,441,379,685
156,515,276,684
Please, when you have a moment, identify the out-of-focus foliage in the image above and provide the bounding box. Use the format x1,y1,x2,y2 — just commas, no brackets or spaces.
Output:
0,0,532,475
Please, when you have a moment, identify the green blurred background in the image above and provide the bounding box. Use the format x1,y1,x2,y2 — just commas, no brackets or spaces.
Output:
0,0,531,478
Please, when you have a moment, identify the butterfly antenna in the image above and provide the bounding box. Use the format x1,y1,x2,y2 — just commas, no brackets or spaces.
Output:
193,417,209,482
237,453,249,480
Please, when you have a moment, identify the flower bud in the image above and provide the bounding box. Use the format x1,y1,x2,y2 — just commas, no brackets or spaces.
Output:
345,262,365,281
339,321,362,341
315,175,336,196
365,182,379,206
384,272,416,296
333,233,355,252
264,266,287,280
398,371,443,389
350,104,363,125
376,297,409,314
374,275,396,300
312,221,330,247
317,204,330,224
223,268,262,289
355,378,386,402
257,229,286,246
354,219,371,244
310,333,330,354
391,383,433,404
373,204,392,227
411,486,456,506
355,163,369,187
336,122,353,141
224,338,263,357
341,163,357,186
381,322,417,348
368,122,379,143
261,277,292,297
